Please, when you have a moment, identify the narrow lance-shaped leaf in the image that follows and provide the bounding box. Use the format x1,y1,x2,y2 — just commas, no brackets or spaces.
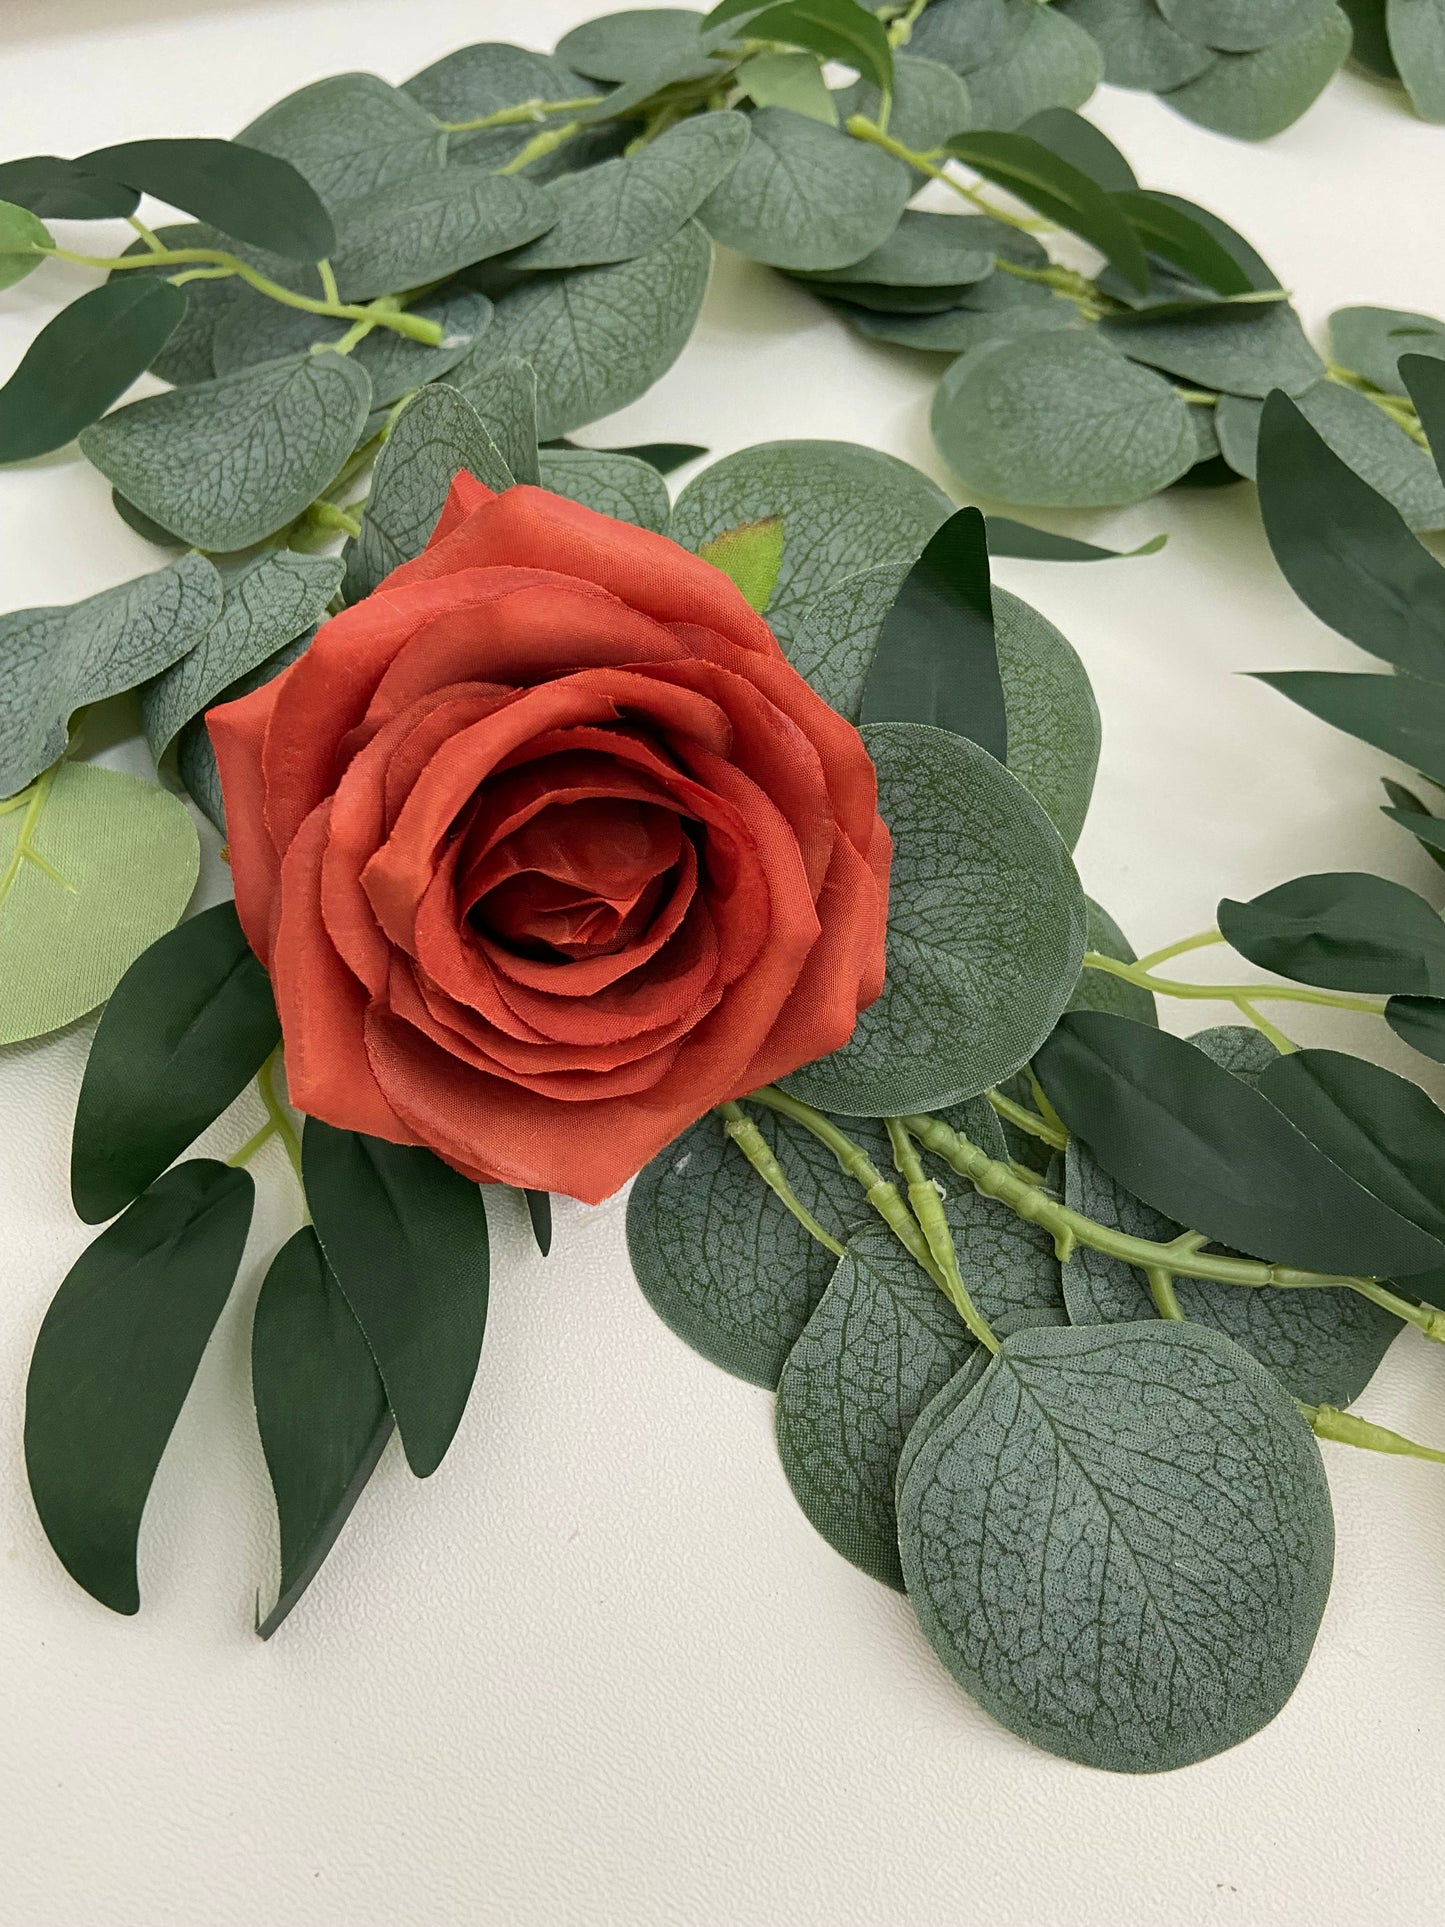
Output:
941,131,1149,291
523,1190,553,1258
741,1,894,95
1404,353,1445,485
25,1161,255,1614
71,902,280,1224
1110,188,1256,296
77,137,335,261
1217,871,1445,995
302,1121,490,1479
986,517,1166,563
0,278,186,465
1035,1009,1445,1277
1256,669,1445,786
0,154,139,220
252,1226,393,1639
860,506,1006,762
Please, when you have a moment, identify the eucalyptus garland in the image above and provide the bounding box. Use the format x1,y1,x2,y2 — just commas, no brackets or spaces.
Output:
4,0,1445,1782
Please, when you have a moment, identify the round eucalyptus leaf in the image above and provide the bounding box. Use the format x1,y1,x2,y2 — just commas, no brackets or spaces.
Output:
785,721,1087,1117
557,9,706,80
237,72,448,205
1071,898,1158,1024
537,448,672,531
964,4,1104,129
837,54,973,154
1388,0,1445,119
897,1320,1335,1773
1100,299,1323,398
327,169,556,302
1158,0,1337,52
1329,305,1445,398
1161,8,1351,138
847,295,1077,355
1055,0,1214,90
402,44,595,168
908,0,1027,73
795,209,995,289
931,331,1197,508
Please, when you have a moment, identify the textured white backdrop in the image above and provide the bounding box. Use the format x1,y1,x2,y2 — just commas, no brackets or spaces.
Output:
3,5,1445,1923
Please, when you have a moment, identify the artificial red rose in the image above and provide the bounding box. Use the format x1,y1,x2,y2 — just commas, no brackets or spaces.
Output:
209,474,890,1203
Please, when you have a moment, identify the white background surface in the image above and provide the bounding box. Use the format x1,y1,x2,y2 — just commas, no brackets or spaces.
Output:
3,4,1445,1922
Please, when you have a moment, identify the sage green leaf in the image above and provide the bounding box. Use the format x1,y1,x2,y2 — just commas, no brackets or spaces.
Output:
0,278,187,464
344,383,513,604
1388,0,1445,117
1257,389,1445,679
0,553,221,799
1162,8,1352,137
302,1122,490,1480
1101,301,1322,398
141,552,341,764
1385,995,1445,1062
1057,0,1214,88
115,222,239,387
670,438,951,641
1159,0,1337,51
510,112,748,271
847,291,1078,353
403,43,598,168
80,350,372,553
963,5,1104,127
1217,383,1445,532
809,279,998,316
524,1190,553,1257
24,1160,254,1614
626,1103,896,1386
787,564,1100,848
1404,356,1445,482
176,630,313,835
898,1320,1334,1772
1218,871,1445,995
558,9,707,79
111,491,184,547
466,222,711,439
327,169,556,302
794,209,994,287
237,73,447,205
932,332,1197,507
737,49,840,120
697,516,785,609
537,448,671,530
78,137,334,262
211,285,490,404
1381,776,1445,873
452,355,541,486
0,154,138,220
698,107,909,271
1062,1139,1399,1405
908,0,1027,72
0,767,199,1046
1329,306,1445,397
1036,1010,1445,1275
1189,1021,1277,1084
252,1226,393,1639
861,506,1005,760
838,54,973,153
0,198,50,292
741,0,893,92
986,518,1166,562
1342,0,1399,71
786,721,1087,1116
70,901,279,1223
942,130,1148,290
1259,1048,1445,1298
1126,192,1279,294
1109,189,1259,297
1072,898,1157,1023
1018,106,1138,190
1259,668,1445,783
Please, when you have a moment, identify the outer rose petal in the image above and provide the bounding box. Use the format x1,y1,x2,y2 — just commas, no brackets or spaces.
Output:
208,673,286,968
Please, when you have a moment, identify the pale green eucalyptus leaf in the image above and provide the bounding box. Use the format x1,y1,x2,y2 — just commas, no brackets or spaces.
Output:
897,1320,1334,1772
451,356,541,486
908,0,1028,73
846,293,1078,353
238,72,448,205
402,44,599,168
1055,0,1214,92
1388,0,1445,118
1071,899,1158,1024
786,721,1087,1116
1159,0,1337,52
557,9,707,80
1100,300,1323,398
736,50,840,121
116,223,239,387
537,447,671,530
1329,305,1445,397
0,554,221,799
963,4,1104,127
1162,7,1351,136
793,209,995,288
79,351,373,553
327,169,556,302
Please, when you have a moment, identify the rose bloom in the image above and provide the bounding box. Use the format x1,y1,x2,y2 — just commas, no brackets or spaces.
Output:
210,474,890,1203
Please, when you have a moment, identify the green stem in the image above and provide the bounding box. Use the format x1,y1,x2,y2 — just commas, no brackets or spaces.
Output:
1145,1266,1184,1320
126,214,166,253
259,1049,305,1190
843,115,1046,241
900,1112,1445,1341
42,244,445,345
717,1101,846,1258
986,1085,1068,1152
497,121,585,175
1135,927,1225,971
1081,949,1386,1016
439,94,605,133
1325,362,1428,447
227,1118,279,1169
888,1119,999,1351
886,0,931,45
1303,1402,1445,1465
1231,995,1297,1054
308,500,362,539
1174,386,1221,406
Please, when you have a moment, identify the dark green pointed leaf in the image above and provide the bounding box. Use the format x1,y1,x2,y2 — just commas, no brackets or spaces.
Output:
537,448,671,531
787,721,1087,1116
302,1122,490,1478
986,516,1166,561
1258,669,1445,783
898,1320,1334,1772
1162,9,1351,139
1381,777,1445,871
0,278,186,464
141,552,341,764
860,506,1005,761
1101,300,1322,397
1063,1139,1399,1405
1341,0,1397,73
523,1189,553,1257
238,72,448,206
1019,108,1138,191
0,154,139,220
1218,871,1445,995
699,108,909,271
175,627,313,834
81,350,372,552
252,1225,392,1638
70,901,279,1223
1403,354,1445,481
941,130,1148,291
627,1103,895,1387
1386,995,1445,1062
25,1160,254,1614
1036,1009,1445,1276
1137,192,1279,292
344,383,513,603
1330,307,1445,398
0,551,221,799
78,137,334,261
592,439,706,473
461,222,711,439
1257,389,1445,678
